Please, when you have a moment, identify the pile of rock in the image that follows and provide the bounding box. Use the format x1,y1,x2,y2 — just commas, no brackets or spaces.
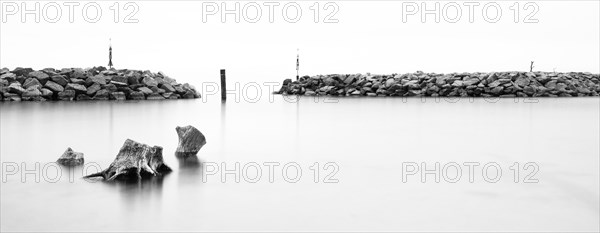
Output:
276,71,600,97
0,67,201,101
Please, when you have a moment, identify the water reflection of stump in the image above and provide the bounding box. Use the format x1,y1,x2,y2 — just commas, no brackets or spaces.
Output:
175,153,201,169
175,153,203,184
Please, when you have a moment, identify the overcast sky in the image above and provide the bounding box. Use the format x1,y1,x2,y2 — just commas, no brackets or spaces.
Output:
1,1,598,86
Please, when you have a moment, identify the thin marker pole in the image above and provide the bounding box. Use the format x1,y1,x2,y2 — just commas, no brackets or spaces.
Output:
220,69,226,101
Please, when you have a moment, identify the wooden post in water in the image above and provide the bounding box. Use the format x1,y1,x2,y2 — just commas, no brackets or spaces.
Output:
220,69,226,101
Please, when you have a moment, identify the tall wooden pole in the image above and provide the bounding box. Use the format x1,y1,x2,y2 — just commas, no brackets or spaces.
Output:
220,69,226,101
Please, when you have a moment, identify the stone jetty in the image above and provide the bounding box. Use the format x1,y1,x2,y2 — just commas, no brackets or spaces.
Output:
0,67,201,101
276,71,599,97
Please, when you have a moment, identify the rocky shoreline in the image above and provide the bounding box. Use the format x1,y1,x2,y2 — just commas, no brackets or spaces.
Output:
0,67,201,101
276,71,600,97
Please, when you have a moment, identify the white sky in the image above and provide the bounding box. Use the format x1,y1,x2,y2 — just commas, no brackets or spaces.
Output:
1,1,599,86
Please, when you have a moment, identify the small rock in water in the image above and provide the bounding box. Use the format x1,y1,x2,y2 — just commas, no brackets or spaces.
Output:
57,147,84,166
175,125,206,156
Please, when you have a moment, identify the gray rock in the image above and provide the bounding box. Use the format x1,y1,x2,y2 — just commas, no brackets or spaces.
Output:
70,78,86,85
142,76,158,87
66,83,87,94
129,91,145,100
58,90,76,101
28,71,50,84
515,76,530,88
50,75,68,86
76,94,93,101
1,73,17,82
40,88,53,99
86,83,101,95
71,69,86,79
160,83,176,92
3,93,21,101
22,87,42,98
112,76,128,84
147,93,165,100
104,83,118,92
23,78,42,89
44,81,64,92
111,92,126,101
385,78,395,87
57,148,84,166
175,125,206,156
182,91,195,99
137,86,153,95
12,68,34,77
88,75,107,85
93,89,110,100
8,83,25,95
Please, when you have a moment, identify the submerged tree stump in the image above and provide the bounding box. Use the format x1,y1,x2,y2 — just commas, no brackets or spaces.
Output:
84,139,171,181
175,125,206,156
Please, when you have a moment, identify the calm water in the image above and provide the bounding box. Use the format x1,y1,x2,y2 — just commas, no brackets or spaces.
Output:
1,96,599,232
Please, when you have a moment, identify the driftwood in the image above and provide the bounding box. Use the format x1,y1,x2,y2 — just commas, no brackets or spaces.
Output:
84,139,171,181
175,125,206,156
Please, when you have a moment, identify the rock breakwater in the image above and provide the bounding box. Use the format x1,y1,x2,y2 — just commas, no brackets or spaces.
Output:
276,71,599,97
0,67,201,101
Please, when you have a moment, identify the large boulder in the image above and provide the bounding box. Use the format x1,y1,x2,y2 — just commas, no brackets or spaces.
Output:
86,83,101,95
23,78,41,89
175,125,206,156
93,89,110,100
40,88,53,99
44,80,64,92
110,92,126,101
57,147,84,166
50,75,68,86
8,83,25,95
147,93,165,100
66,83,87,94
129,91,145,100
12,68,34,76
28,71,50,84
58,90,76,101
83,139,172,181
22,87,42,98
0,73,17,82
142,76,158,87
137,86,153,95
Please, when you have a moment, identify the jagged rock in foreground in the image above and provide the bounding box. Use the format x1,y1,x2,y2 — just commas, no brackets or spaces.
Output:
175,125,206,156
84,139,172,181
0,67,201,101
56,147,84,166
275,71,600,97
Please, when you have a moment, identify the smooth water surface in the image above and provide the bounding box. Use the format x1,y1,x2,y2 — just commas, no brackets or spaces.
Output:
1,96,599,232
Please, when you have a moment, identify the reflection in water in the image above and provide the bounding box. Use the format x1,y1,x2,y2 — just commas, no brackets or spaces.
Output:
220,101,226,159
176,153,201,169
107,175,168,208
176,154,203,185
